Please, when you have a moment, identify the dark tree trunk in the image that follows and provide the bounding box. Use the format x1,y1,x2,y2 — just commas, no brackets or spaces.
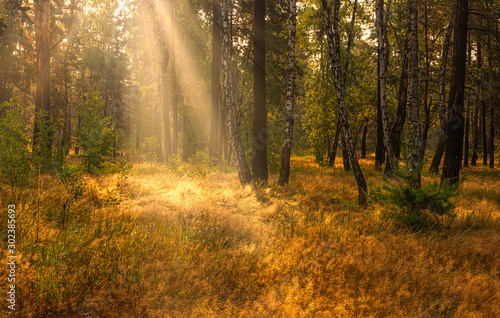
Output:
490,103,494,168
442,0,468,185
321,0,367,205
361,125,367,159
420,0,431,161
222,0,252,184
375,63,384,169
464,96,470,167
33,0,52,158
471,90,479,166
342,137,351,171
482,100,487,166
329,118,341,167
252,0,268,182
408,0,422,188
210,0,221,158
429,16,453,174
279,0,297,185
390,34,409,160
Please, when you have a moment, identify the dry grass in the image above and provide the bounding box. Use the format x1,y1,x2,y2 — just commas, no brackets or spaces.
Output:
1,155,499,317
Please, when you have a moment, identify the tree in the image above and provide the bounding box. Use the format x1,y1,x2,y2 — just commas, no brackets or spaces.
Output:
320,0,368,205
429,16,453,174
407,0,422,188
210,0,221,158
376,0,396,177
278,0,297,185
33,0,52,160
222,0,252,185
252,0,268,181
442,0,468,185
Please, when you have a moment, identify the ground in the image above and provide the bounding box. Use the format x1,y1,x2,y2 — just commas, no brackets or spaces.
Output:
1,155,499,317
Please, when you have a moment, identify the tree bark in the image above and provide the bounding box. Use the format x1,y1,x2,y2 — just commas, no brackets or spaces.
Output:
429,16,453,174
390,34,409,160
171,3,178,156
361,125,367,159
464,96,470,167
210,0,221,158
321,0,367,205
408,0,422,188
489,102,494,168
420,0,431,161
482,100,487,166
342,136,351,171
278,0,297,185
471,89,479,166
376,0,396,177
442,0,468,185
222,0,252,185
33,0,51,157
154,101,164,162
329,118,341,167
161,46,171,161
252,0,268,181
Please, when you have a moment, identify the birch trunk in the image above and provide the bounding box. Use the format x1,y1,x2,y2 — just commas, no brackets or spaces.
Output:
320,0,367,205
278,0,297,185
376,0,396,177
429,16,453,174
222,0,252,185
408,0,422,188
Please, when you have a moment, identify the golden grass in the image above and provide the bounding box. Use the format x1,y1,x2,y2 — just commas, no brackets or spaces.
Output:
1,156,499,317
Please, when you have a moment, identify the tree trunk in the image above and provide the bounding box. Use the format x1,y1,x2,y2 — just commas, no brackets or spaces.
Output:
222,0,252,185
442,0,468,185
408,0,422,188
210,0,221,158
429,16,453,174
342,137,351,171
154,101,164,162
376,0,396,177
278,0,297,185
390,34,409,160
361,125,367,159
329,118,341,167
252,0,268,182
471,89,479,166
489,103,494,168
321,0,367,205
33,0,51,157
464,96,470,167
161,47,171,161
375,63,384,169
171,3,178,156
420,0,431,161
482,100,487,166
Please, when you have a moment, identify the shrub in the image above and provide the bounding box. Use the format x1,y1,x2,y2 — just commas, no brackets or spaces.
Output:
76,92,116,172
0,99,31,186
375,168,457,231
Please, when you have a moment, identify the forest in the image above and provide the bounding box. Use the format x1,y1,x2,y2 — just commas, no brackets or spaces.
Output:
0,0,499,316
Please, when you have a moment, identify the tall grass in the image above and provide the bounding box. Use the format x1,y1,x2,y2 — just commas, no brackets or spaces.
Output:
1,157,499,317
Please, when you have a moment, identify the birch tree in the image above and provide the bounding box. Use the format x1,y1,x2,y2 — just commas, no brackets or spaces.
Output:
221,0,252,185
407,0,422,188
278,0,297,185
320,0,368,205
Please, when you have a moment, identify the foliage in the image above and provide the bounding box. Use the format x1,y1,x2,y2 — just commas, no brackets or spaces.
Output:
76,92,117,173
0,99,31,186
144,136,159,163
375,167,458,231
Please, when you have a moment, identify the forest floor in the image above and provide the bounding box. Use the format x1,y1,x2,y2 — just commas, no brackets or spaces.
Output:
1,154,500,317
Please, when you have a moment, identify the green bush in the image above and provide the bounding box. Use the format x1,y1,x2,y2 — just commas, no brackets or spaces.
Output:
76,92,116,172
375,170,457,231
0,99,31,186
